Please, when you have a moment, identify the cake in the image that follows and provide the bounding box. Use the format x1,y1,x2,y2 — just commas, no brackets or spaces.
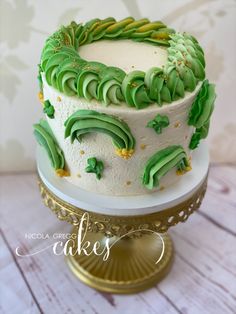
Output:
34,17,216,196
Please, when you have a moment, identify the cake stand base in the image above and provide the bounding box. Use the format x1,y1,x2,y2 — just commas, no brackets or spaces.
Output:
66,228,173,294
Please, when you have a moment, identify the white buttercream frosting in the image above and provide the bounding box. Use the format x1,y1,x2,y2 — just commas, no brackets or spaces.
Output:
79,39,168,72
42,40,200,196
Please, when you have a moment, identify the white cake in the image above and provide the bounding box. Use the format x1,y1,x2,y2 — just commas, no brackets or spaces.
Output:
34,18,216,196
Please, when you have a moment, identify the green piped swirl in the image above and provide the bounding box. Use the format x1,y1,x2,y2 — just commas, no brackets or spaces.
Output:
64,109,135,159
142,145,191,189
40,17,206,109
33,119,65,170
188,79,216,149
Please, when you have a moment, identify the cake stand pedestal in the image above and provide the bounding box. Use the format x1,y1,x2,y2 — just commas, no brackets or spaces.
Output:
37,144,209,294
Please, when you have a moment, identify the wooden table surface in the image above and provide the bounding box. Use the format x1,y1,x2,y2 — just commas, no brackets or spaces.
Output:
0,164,235,314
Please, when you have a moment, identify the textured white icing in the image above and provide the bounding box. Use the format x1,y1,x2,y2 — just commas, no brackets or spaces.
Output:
79,39,168,72
41,40,201,196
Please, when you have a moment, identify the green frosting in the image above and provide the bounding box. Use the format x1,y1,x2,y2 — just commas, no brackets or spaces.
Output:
43,100,55,119
64,109,135,159
188,80,216,128
33,119,65,170
85,157,104,180
142,145,190,189
188,79,216,149
37,64,43,92
189,120,210,149
147,114,169,134
39,17,206,109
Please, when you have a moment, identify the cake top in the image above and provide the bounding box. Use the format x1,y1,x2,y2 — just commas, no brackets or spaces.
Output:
79,40,168,73
39,17,205,109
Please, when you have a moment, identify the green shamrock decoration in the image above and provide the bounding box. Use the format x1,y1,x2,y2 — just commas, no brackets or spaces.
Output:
146,114,169,134
85,157,104,180
43,100,55,119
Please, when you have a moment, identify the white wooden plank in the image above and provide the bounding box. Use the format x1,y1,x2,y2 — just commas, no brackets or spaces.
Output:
158,254,235,314
199,165,236,233
174,201,236,275
0,233,40,314
163,197,236,313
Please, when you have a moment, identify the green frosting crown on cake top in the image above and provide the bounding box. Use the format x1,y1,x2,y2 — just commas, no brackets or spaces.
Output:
39,17,206,109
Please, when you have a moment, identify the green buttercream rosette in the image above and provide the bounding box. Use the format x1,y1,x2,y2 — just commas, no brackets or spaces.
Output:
39,17,206,109
188,80,216,149
33,119,66,174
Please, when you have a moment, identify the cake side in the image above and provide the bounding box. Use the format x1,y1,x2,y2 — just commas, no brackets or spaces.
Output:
42,74,201,195
34,17,216,196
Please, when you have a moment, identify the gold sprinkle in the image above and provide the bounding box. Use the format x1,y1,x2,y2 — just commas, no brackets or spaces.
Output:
77,173,81,178
38,91,44,104
176,164,192,176
174,122,181,128
140,144,147,150
176,170,183,176
154,51,157,54
57,96,62,102
115,148,134,159
56,169,70,177
160,186,165,191
126,181,131,186
80,150,85,155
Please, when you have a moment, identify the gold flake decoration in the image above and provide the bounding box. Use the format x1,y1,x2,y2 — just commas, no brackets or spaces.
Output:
174,122,181,128
115,148,134,159
56,169,70,177
176,164,192,176
38,91,44,104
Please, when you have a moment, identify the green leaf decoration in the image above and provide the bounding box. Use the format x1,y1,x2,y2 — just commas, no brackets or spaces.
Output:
188,80,216,128
38,64,43,91
146,114,169,134
85,157,104,180
43,100,55,119
33,119,65,171
189,120,210,150
188,79,215,150
189,132,201,150
88,157,97,168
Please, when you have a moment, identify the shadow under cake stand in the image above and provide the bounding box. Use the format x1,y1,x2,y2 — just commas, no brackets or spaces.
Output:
37,144,209,294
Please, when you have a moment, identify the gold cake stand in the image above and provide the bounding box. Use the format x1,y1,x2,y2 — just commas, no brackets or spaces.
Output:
37,172,208,294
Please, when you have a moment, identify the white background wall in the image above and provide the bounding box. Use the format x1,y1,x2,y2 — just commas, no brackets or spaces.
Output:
0,0,235,172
